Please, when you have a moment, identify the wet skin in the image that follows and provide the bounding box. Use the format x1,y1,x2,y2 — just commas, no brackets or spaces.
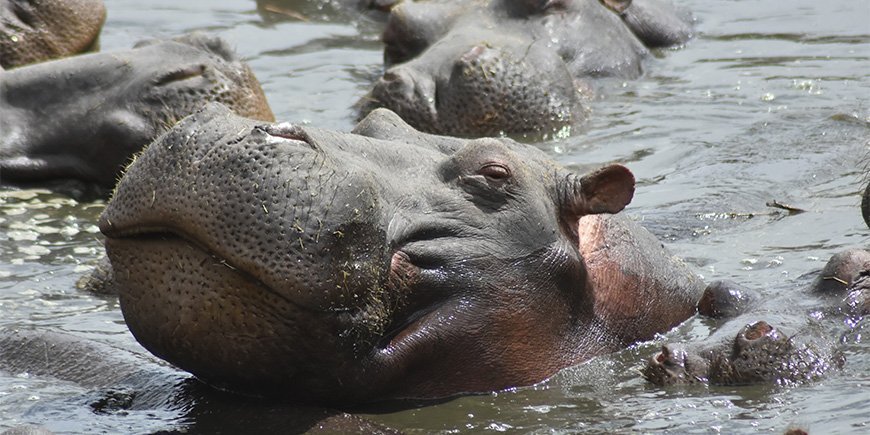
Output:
97,103,703,404
0,0,106,69
643,249,870,387
362,0,693,137
0,34,274,188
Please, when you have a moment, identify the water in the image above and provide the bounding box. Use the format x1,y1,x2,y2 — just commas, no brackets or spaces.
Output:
1,0,868,432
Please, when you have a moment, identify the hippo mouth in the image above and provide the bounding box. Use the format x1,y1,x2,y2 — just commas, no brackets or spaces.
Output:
104,222,462,397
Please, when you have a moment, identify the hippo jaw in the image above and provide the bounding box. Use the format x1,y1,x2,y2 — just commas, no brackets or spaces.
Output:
101,104,636,402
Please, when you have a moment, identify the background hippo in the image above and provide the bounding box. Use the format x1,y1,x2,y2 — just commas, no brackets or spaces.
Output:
360,0,693,137
0,33,273,188
643,249,870,387
0,0,106,69
98,103,703,403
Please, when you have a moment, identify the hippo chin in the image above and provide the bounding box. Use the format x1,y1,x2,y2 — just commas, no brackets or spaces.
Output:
99,103,703,404
0,0,106,69
361,0,693,137
0,33,274,187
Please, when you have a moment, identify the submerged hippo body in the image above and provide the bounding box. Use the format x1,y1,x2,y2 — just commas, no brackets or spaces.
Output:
0,0,106,69
362,0,693,137
0,33,274,188
0,328,400,433
99,103,703,403
643,249,870,387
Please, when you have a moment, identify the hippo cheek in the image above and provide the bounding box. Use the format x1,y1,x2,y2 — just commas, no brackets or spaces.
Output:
105,235,355,397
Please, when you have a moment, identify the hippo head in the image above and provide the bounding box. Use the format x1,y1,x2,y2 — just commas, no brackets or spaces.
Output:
0,33,273,186
0,0,106,69
361,0,692,137
100,103,636,403
644,321,841,386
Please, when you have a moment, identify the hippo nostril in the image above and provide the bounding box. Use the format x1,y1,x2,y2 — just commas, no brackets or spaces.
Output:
379,68,415,95
655,350,668,364
743,321,773,340
659,344,689,367
382,71,402,83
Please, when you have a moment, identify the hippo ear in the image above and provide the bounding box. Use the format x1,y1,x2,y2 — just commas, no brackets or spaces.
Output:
562,164,635,218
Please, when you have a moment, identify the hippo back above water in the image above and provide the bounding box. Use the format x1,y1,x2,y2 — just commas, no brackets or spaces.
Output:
361,0,693,137
0,33,274,188
99,103,703,404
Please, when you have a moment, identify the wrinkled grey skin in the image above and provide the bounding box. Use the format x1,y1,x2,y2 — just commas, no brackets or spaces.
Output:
643,249,870,387
361,0,692,137
0,328,399,434
98,103,703,404
0,0,106,69
0,33,274,188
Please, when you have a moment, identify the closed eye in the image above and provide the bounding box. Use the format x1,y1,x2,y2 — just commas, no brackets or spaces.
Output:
478,163,511,181
153,64,206,86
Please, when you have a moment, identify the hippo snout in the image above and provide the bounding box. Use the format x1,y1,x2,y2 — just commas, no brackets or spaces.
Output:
642,343,710,385
369,65,439,133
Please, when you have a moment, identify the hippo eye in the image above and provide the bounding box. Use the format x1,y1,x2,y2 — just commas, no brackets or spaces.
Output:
153,64,207,86
478,163,511,181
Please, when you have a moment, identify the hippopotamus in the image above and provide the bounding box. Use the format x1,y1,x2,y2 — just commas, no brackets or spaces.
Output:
0,0,106,69
642,249,870,386
0,33,274,188
360,0,693,137
96,102,704,404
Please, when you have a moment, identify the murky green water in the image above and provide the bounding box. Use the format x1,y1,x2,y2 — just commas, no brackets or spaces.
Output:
1,0,868,433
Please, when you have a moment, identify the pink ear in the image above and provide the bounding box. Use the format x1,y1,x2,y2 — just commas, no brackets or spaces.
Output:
571,164,635,216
